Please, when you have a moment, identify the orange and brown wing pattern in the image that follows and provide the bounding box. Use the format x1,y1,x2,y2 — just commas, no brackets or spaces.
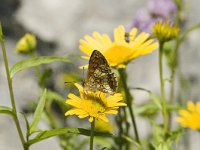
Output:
87,50,109,77
84,50,117,95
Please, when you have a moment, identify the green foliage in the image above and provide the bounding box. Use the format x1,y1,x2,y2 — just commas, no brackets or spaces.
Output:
39,68,53,87
0,106,14,116
10,56,71,78
0,22,3,39
150,93,162,110
94,137,113,150
164,41,177,70
27,128,113,146
179,22,200,44
151,121,183,150
1,4,200,150
29,89,47,133
134,101,159,117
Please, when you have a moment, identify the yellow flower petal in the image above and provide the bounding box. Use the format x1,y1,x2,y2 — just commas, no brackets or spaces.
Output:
89,117,94,122
188,101,195,112
129,28,137,41
79,25,158,68
65,83,126,123
176,101,200,130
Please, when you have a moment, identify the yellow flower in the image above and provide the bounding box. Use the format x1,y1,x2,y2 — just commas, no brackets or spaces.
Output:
95,119,113,133
176,101,200,130
152,21,179,42
79,25,158,68
65,83,126,122
15,33,37,53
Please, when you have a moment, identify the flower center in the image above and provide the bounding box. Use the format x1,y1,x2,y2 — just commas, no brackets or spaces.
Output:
104,44,133,65
82,92,106,117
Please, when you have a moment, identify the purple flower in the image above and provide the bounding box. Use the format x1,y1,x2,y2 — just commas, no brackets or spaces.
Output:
129,0,177,33
148,0,177,18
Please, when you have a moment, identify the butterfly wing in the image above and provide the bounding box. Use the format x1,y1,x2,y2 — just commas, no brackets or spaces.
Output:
87,50,109,77
84,50,117,94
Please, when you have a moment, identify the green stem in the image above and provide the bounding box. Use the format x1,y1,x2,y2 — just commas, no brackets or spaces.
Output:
168,0,184,129
116,108,124,150
123,108,130,150
31,51,41,81
90,119,95,150
158,42,168,131
118,68,140,144
168,68,175,130
0,24,26,149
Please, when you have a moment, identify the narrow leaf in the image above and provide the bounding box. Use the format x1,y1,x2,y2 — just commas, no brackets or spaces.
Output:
150,93,162,110
0,22,3,39
122,135,142,149
10,56,71,78
133,102,159,117
179,22,200,43
0,106,14,116
27,128,112,146
21,113,30,136
30,89,47,133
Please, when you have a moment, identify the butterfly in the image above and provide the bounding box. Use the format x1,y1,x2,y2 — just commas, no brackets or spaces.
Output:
83,50,117,95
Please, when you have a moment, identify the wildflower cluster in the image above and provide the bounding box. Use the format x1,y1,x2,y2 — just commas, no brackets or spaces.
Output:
0,0,200,150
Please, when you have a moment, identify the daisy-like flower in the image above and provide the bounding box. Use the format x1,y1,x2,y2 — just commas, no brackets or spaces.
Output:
65,83,126,122
176,101,200,130
152,20,179,42
80,25,158,68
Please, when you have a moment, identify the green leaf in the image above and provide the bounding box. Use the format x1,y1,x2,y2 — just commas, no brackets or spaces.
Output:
179,22,200,43
168,128,184,146
122,135,142,149
94,137,113,149
0,106,14,116
150,93,162,110
10,56,71,78
30,89,47,133
0,22,3,39
151,121,183,150
27,128,113,146
21,113,30,136
134,102,159,117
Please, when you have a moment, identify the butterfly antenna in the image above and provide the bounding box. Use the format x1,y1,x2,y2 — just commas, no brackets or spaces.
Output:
64,81,76,86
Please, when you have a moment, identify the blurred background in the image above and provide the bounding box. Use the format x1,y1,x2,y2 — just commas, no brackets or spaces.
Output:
0,0,200,149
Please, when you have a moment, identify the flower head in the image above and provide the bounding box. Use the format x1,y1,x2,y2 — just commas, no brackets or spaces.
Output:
80,25,158,68
15,33,37,53
65,83,126,122
152,21,179,42
176,101,200,130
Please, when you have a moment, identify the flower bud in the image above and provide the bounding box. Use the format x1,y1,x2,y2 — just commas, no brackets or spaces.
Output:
152,21,179,42
15,33,36,53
